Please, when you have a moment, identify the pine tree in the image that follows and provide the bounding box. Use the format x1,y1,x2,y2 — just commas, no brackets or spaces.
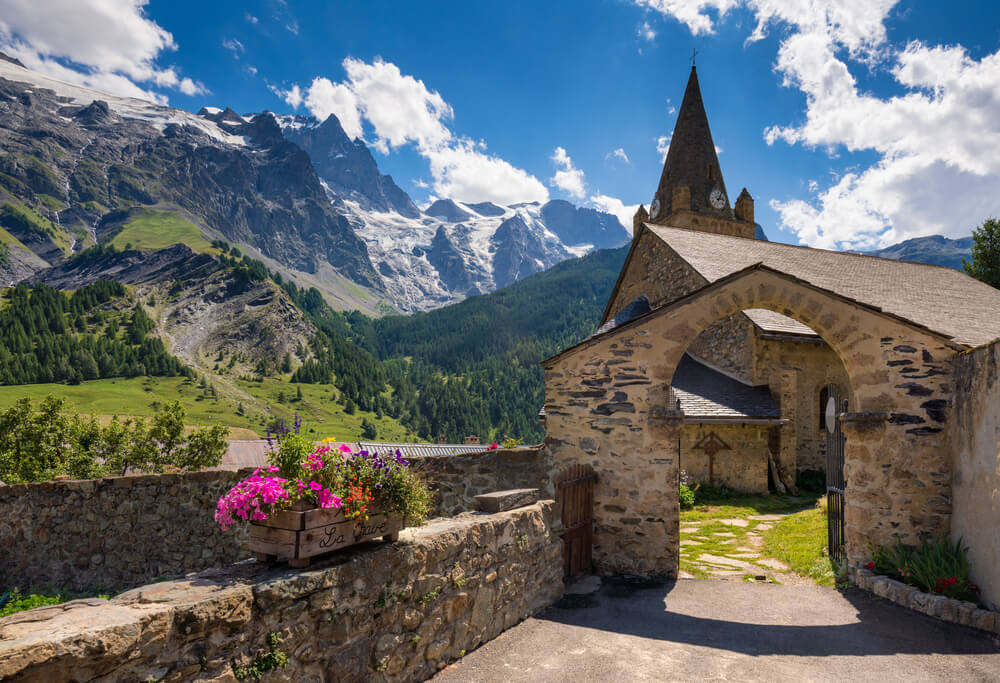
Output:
964,218,1000,289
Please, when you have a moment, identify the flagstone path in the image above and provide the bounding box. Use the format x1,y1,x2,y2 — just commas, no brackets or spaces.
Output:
678,509,818,585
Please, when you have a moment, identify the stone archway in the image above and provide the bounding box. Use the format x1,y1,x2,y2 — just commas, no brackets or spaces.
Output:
543,264,961,577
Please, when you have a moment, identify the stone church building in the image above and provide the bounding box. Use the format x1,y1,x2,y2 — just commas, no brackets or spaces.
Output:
542,65,1000,598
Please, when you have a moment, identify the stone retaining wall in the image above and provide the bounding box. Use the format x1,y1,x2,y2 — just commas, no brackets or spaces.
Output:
855,567,1000,635
0,502,563,682
0,448,549,594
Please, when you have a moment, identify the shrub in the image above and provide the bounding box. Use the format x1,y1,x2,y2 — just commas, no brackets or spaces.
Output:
868,537,978,601
679,483,696,510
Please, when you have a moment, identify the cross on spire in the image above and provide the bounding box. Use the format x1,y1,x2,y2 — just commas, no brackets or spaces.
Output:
691,48,698,66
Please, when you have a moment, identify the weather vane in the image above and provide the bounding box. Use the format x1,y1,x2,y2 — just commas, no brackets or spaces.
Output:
691,48,698,66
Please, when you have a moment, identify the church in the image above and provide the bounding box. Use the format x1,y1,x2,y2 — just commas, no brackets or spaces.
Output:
541,65,1000,579
583,65,855,494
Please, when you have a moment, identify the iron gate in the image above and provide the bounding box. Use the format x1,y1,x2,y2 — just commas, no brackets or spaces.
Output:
825,387,846,566
556,464,597,578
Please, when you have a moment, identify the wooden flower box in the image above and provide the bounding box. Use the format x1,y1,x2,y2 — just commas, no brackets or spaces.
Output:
250,500,404,568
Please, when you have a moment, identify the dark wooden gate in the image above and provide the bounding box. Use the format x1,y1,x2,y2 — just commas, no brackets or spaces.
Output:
825,387,846,566
556,464,597,578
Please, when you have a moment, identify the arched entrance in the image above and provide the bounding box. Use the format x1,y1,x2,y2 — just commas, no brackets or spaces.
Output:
543,264,961,577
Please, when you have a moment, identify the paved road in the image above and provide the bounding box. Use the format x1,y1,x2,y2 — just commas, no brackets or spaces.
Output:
433,579,1000,682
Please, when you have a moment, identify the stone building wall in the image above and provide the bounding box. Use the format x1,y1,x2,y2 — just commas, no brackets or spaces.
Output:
0,448,547,593
950,339,1000,610
545,267,960,575
605,230,755,383
0,503,563,682
754,336,852,473
679,423,770,493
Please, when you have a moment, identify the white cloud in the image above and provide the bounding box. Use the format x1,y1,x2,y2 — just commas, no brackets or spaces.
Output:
245,13,259,24
283,58,549,205
550,147,587,199
638,21,657,41
246,65,258,76
636,0,1000,248
285,21,299,35
591,194,640,235
0,0,205,101
222,38,244,57
656,134,671,161
608,147,630,163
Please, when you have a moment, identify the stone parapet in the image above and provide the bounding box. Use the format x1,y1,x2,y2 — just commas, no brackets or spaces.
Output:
0,447,548,594
0,502,563,682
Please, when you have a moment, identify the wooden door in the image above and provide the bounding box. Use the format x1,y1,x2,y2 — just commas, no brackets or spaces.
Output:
556,464,597,578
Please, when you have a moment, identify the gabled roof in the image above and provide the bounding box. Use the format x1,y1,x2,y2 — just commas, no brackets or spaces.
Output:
647,224,1000,348
650,66,732,222
672,354,781,422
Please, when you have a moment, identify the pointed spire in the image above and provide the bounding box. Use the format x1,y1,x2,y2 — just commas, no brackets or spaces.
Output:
649,66,732,223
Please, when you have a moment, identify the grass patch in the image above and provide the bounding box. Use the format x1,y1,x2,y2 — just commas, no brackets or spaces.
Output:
0,376,415,442
760,504,836,586
110,209,214,253
0,588,109,618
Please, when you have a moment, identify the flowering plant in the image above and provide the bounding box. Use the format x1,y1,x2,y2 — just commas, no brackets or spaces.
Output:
867,537,979,602
215,417,430,531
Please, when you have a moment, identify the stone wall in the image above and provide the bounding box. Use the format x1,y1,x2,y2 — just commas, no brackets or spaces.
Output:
754,335,852,473
950,339,1000,610
679,423,770,493
0,502,563,682
0,448,548,594
545,266,961,575
410,447,549,516
0,469,254,594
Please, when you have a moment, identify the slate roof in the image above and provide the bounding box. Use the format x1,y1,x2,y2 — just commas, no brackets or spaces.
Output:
647,224,1000,348
671,354,781,422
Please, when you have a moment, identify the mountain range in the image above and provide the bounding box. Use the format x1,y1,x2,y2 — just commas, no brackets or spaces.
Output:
0,56,630,312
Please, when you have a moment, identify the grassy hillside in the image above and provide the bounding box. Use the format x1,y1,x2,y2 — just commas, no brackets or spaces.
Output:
0,376,415,442
109,208,215,253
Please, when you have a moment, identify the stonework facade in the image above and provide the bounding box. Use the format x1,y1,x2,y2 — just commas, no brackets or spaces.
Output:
545,265,963,576
680,424,770,493
0,503,563,682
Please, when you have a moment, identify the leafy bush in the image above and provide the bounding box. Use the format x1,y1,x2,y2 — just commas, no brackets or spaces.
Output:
868,537,978,601
679,483,696,510
0,588,109,618
0,397,228,483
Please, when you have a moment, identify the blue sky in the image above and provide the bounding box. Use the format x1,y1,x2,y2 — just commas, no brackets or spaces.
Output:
1,1,999,248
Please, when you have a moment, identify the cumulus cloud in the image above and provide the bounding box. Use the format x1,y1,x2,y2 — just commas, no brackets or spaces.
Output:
282,57,548,205
0,0,206,101
591,193,641,235
638,21,657,41
245,12,259,24
550,147,587,199
608,148,630,163
636,0,1000,248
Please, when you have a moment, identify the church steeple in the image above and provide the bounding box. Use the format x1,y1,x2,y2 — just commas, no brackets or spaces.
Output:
648,66,735,226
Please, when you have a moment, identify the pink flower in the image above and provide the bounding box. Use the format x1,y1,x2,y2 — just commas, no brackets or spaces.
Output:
339,443,353,453
309,480,322,491
268,465,280,472
316,488,342,509
487,443,499,450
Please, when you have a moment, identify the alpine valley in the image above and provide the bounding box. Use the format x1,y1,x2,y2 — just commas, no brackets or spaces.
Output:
0,55,973,444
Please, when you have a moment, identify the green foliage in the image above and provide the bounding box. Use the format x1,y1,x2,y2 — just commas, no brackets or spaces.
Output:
0,202,58,240
108,209,214,253
963,217,1000,289
360,417,377,440
870,537,977,600
0,397,228,482
0,242,9,266
232,632,289,681
286,245,628,443
267,431,315,479
761,504,837,586
0,282,188,385
679,483,696,510
0,588,109,618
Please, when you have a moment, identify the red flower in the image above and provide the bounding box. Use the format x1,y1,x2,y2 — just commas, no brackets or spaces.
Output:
487,443,499,450
865,562,875,570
